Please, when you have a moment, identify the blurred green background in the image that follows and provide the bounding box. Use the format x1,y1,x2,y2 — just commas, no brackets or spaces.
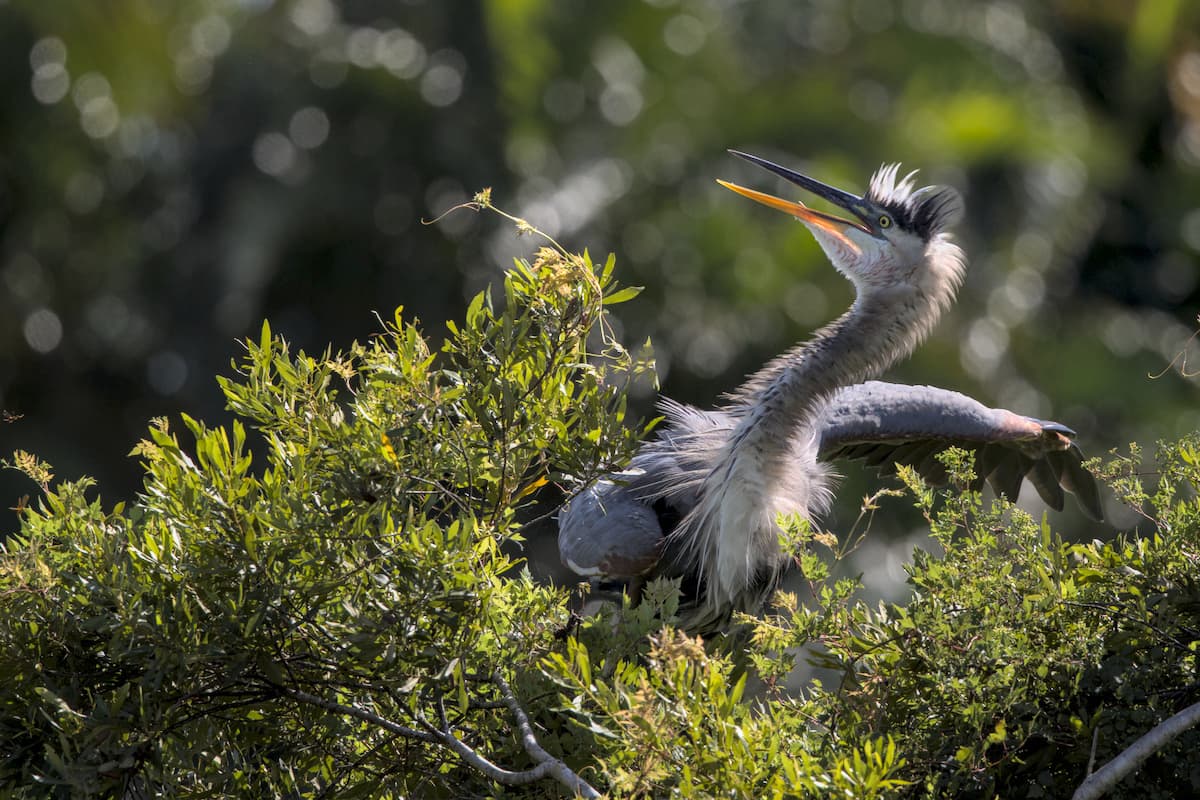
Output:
2,0,1200,563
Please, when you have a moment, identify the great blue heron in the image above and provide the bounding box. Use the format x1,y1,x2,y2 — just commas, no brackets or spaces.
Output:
558,150,1103,632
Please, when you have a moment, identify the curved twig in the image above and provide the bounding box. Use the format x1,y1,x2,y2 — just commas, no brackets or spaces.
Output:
1072,699,1200,800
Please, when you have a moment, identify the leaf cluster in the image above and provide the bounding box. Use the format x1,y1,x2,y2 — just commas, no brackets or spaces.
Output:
1,239,648,797
736,445,1200,798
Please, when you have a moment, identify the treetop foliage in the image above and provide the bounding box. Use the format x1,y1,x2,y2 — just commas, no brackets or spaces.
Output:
3,219,1200,798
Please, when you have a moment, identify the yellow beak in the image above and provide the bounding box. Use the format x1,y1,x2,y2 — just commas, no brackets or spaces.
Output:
717,179,861,249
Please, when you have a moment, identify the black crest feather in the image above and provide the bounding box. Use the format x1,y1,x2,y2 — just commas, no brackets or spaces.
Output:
865,164,964,239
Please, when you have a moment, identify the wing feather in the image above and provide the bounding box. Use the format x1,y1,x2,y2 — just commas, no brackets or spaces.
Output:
1050,450,1105,521
1029,458,1066,511
817,381,1103,520
557,477,664,577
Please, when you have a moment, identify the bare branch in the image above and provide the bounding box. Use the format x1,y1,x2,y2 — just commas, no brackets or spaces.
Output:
1073,699,1200,800
492,669,601,799
428,714,560,788
279,678,600,798
280,686,439,743
409,675,600,797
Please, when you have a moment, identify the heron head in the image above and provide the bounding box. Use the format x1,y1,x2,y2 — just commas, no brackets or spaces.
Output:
718,150,964,296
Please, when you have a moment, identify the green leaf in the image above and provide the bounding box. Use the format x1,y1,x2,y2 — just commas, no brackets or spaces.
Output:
602,285,643,305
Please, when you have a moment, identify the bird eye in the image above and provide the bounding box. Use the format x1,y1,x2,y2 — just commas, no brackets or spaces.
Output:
878,215,892,229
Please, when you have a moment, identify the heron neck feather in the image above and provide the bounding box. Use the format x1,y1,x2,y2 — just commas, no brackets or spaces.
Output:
729,285,944,441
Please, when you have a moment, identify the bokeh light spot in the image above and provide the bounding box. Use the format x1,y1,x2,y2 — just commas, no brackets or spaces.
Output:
961,317,1010,379
784,282,828,327
420,61,464,107
191,15,232,59
592,37,644,126
80,96,120,139
663,14,706,55
73,75,120,138
146,351,188,395
380,28,425,79
425,178,471,235
86,294,130,343
174,51,213,95
592,36,644,85
31,63,70,105
65,171,105,215
984,2,1027,52
599,84,643,126
289,106,330,149
506,134,553,177
4,254,47,303
1176,121,1200,166
29,36,67,69
346,27,381,69
72,72,111,109
733,246,775,293
291,0,336,37
1045,155,1086,199
253,132,297,177
684,326,735,379
1012,232,1052,271
24,308,63,354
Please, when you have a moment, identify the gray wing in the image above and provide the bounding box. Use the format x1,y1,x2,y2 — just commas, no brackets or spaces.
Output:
557,474,664,578
558,400,735,579
816,381,1104,521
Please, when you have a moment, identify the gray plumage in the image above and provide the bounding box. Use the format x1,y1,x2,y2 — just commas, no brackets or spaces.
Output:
558,152,1102,632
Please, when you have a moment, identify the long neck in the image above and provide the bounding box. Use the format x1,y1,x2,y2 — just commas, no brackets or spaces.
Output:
681,284,945,620
726,285,943,445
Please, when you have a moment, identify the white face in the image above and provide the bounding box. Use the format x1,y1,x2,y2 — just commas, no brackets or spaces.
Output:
809,222,928,293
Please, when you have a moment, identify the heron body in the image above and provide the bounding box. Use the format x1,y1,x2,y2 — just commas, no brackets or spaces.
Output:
558,151,1103,632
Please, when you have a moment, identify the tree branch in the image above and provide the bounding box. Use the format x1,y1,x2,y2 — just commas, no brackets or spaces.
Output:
279,677,600,798
424,711,559,788
280,685,439,743
492,669,601,799
411,674,600,798
1073,699,1200,800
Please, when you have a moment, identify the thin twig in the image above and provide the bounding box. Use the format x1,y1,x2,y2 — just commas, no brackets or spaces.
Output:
1062,600,1190,652
1085,723,1099,777
1072,699,1200,800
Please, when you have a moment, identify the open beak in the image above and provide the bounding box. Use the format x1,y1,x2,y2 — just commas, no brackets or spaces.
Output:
718,150,872,244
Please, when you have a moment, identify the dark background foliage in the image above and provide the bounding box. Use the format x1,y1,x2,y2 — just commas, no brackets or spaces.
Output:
3,0,1200,559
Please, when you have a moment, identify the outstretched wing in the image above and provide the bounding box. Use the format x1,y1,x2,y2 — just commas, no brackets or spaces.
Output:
816,381,1104,520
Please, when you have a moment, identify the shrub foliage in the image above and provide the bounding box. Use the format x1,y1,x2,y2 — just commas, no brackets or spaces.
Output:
3,228,1199,798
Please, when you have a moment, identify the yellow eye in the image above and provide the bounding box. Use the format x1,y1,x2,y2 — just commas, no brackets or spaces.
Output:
878,215,892,229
